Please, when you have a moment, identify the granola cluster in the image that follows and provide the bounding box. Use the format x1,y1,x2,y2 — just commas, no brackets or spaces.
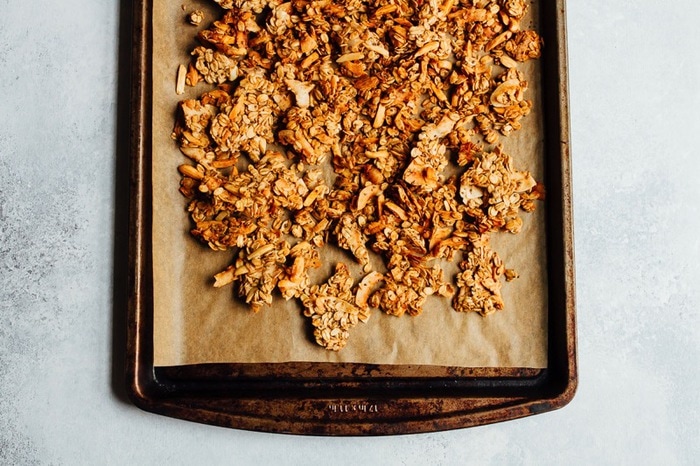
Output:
172,0,544,350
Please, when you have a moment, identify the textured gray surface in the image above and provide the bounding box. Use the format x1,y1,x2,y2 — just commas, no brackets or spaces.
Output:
0,0,698,464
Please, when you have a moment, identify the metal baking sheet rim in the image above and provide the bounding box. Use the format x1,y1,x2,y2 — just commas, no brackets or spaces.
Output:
124,0,577,435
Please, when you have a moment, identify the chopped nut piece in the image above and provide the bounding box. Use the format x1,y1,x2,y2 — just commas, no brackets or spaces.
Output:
373,4,397,18
499,54,518,69
176,64,187,95
355,272,384,310
336,52,365,63
486,31,512,52
185,63,201,86
415,41,439,58
285,79,315,108
356,184,382,210
373,104,386,129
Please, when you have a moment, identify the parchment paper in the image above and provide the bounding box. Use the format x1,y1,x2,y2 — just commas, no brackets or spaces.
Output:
152,0,548,367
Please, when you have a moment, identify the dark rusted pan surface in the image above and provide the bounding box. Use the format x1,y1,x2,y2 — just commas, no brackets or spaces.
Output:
125,0,576,435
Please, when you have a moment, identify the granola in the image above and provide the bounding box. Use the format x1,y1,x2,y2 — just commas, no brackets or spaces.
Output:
453,232,505,316
172,0,544,350
300,263,370,351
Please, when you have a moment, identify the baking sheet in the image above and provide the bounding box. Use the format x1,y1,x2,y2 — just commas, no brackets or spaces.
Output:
151,0,549,367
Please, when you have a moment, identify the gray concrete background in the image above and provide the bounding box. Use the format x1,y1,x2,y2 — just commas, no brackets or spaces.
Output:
1,0,698,464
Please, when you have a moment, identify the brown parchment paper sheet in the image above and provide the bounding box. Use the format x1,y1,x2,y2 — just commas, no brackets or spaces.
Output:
151,0,548,367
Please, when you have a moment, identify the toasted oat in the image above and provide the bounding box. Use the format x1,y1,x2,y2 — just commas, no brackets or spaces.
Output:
355,271,384,310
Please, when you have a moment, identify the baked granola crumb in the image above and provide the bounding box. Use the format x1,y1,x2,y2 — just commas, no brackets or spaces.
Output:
188,10,204,26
